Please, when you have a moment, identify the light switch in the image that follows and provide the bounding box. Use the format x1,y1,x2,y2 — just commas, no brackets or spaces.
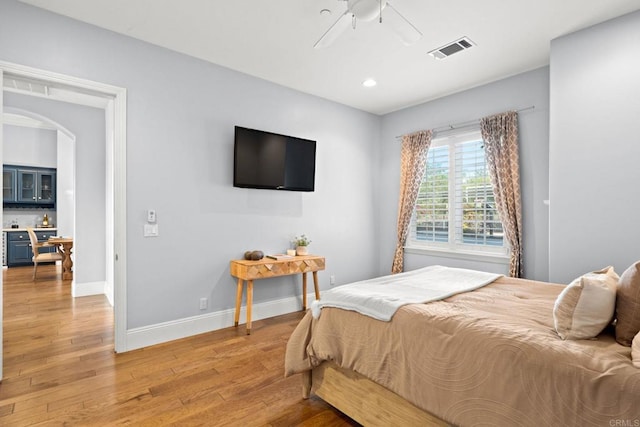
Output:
144,223,159,237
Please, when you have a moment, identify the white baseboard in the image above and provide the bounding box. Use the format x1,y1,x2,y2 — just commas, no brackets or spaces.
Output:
104,281,114,307
124,292,315,352
72,280,106,297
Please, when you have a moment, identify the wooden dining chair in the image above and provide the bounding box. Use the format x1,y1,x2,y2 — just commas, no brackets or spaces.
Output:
27,227,63,280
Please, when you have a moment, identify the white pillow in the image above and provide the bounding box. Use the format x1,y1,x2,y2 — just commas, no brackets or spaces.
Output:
633,333,640,368
553,266,618,340
615,260,640,346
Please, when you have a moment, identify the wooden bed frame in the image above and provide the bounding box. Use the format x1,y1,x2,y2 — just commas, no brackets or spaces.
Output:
302,361,450,427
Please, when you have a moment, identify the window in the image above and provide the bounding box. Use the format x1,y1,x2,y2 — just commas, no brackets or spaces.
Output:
408,130,507,256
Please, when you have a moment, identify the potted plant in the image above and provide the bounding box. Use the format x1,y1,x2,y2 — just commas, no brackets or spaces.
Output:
292,234,311,256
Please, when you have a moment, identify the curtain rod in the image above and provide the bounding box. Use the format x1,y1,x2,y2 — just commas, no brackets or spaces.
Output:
395,105,535,139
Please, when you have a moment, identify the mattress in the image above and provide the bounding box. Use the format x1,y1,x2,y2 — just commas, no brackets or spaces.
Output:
285,276,640,426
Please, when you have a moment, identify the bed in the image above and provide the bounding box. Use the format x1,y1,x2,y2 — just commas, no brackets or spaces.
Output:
284,267,640,426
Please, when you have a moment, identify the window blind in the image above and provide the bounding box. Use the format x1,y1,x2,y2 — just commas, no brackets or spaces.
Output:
409,130,505,252
454,140,503,247
411,145,449,243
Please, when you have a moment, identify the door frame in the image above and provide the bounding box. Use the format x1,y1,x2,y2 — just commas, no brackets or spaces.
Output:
0,61,128,374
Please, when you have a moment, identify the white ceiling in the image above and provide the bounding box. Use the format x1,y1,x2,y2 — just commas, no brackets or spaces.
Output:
19,0,640,115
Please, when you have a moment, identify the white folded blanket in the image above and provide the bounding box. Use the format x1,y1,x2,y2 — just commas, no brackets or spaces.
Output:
311,265,502,321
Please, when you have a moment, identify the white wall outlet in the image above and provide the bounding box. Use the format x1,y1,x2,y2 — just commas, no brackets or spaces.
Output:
330,275,336,286
199,297,208,310
147,209,157,223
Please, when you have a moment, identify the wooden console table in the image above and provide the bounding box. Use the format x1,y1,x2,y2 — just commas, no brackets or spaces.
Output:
230,255,325,334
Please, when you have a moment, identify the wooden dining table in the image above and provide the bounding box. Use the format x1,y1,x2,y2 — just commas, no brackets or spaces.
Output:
48,237,74,280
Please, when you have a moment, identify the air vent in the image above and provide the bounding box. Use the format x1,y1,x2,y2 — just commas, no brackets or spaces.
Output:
428,37,475,59
3,77,48,95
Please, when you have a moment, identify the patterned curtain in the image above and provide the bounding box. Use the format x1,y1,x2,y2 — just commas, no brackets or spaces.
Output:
480,111,523,278
392,130,432,274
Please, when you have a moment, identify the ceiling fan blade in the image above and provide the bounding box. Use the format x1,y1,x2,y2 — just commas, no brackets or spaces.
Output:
385,2,422,45
314,11,352,49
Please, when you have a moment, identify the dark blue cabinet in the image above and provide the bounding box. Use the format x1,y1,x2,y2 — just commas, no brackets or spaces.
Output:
6,230,58,267
3,165,56,208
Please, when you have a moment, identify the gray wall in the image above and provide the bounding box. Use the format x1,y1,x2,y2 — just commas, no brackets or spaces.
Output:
4,92,107,285
378,68,551,281
549,10,640,283
3,125,56,168
0,0,381,329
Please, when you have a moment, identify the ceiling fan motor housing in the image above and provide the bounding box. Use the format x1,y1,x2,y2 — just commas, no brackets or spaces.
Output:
348,0,386,21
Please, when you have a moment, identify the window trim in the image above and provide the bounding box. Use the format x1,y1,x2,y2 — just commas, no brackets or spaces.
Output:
407,128,510,260
404,245,510,265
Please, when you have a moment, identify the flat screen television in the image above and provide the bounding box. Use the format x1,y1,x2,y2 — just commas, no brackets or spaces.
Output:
233,126,316,192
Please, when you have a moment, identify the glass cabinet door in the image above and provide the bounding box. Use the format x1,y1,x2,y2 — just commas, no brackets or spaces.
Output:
38,171,55,203
3,168,16,202
18,170,37,203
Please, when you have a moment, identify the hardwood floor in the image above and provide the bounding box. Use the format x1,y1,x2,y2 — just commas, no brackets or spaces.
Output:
0,265,359,426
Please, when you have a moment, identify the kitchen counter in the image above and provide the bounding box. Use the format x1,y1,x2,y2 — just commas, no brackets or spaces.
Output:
3,227,57,232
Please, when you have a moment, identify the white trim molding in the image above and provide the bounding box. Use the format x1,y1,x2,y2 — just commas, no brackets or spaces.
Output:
72,281,107,298
0,60,128,353
125,294,315,352
405,245,510,265
3,107,76,138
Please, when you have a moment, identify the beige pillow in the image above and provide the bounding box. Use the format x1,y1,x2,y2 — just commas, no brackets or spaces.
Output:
633,333,640,368
553,266,618,340
615,261,640,346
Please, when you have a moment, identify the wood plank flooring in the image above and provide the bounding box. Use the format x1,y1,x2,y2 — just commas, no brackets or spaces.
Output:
0,265,359,426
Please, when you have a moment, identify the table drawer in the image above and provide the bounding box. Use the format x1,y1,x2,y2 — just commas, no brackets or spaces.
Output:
230,257,325,280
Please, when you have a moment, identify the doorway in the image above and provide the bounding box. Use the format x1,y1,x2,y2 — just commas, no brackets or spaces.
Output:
0,61,128,380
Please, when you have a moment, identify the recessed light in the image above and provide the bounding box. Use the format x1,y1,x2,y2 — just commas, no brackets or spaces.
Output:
320,9,331,16
362,79,377,87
